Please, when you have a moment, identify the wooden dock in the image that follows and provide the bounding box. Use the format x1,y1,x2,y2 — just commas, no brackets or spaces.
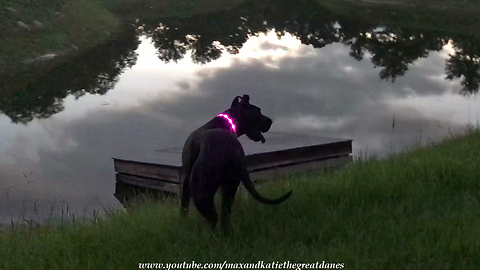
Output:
113,132,352,204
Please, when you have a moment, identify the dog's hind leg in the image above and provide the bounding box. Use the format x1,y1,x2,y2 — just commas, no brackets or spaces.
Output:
190,164,219,229
180,173,190,216
192,194,218,229
220,181,240,235
181,139,199,217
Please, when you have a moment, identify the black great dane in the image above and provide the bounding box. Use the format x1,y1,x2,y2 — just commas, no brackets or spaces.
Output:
181,95,293,233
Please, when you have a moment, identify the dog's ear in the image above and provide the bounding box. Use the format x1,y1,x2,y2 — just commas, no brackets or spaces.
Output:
231,96,242,108
241,95,250,105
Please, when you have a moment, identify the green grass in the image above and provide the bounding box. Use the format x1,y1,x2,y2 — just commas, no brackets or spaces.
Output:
1,126,480,269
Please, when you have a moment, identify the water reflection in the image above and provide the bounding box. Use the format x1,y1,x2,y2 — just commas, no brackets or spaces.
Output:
2,0,479,125
140,0,479,94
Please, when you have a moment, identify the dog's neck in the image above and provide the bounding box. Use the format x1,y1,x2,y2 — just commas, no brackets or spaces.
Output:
199,109,241,135
217,113,236,132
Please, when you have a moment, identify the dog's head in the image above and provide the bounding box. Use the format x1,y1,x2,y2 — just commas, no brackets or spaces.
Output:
226,95,272,143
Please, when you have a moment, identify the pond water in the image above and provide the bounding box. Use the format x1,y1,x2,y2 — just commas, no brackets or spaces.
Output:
1,0,480,224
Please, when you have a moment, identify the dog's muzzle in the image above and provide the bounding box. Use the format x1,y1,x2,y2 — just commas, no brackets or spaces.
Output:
260,117,273,133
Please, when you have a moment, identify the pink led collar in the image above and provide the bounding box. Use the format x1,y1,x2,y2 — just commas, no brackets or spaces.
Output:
217,113,236,133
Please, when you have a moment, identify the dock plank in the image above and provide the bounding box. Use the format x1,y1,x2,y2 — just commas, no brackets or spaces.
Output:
250,155,352,181
113,132,352,167
115,156,352,197
114,159,181,183
112,132,352,201
116,174,180,194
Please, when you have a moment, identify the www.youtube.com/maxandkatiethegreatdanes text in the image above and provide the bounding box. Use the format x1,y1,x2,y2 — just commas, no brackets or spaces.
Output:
138,261,345,270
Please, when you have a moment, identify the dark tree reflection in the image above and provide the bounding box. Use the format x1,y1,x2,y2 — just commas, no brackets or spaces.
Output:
346,28,449,82
446,37,480,94
139,0,480,93
140,0,342,64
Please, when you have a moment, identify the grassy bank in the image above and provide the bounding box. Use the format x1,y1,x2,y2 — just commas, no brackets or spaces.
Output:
1,127,480,269
0,0,246,72
0,0,119,68
106,0,248,20
317,0,480,35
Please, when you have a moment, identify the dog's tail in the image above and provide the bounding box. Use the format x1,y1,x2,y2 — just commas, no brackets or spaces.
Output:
240,169,293,205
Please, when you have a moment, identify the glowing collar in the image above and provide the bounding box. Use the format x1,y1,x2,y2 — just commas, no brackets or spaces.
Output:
217,113,237,133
